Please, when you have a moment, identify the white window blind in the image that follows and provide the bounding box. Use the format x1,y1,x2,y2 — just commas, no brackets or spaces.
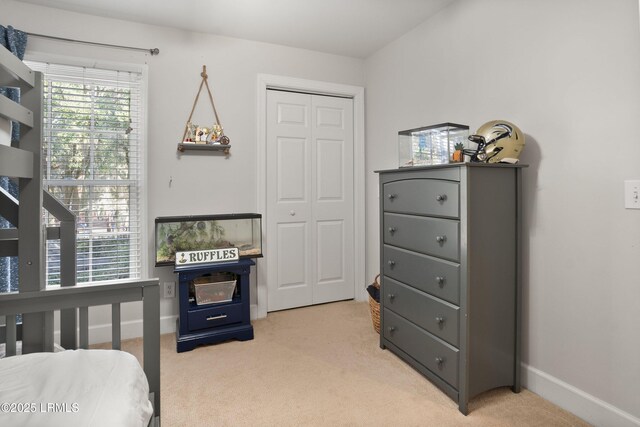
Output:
25,60,144,285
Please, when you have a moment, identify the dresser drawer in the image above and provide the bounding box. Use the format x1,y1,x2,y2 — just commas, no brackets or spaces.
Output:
384,213,459,261
384,309,459,388
384,278,459,346
383,244,460,304
188,302,243,332
383,179,459,218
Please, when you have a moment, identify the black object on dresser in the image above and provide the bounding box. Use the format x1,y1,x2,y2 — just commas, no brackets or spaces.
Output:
376,163,525,414
175,259,254,353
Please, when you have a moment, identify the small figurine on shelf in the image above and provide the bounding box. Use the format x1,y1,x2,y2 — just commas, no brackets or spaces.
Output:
195,126,211,144
206,124,230,147
212,124,223,140
206,124,221,144
184,122,196,143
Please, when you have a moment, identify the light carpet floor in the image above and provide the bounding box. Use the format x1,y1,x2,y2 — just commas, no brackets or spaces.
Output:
123,300,589,427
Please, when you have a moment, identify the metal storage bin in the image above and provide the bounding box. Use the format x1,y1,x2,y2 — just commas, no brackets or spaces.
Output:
398,123,469,167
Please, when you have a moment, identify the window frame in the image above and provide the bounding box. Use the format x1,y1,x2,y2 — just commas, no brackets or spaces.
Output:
24,53,149,284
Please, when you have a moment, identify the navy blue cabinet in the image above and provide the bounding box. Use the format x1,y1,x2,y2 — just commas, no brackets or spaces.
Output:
175,259,254,352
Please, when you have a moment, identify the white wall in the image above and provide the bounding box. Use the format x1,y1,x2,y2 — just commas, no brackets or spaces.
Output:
5,0,640,423
3,0,364,336
364,0,640,425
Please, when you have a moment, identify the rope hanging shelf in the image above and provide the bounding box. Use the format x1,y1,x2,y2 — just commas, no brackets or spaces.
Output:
178,65,230,154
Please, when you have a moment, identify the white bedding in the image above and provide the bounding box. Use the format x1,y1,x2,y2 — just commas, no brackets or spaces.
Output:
0,341,65,358
0,349,153,427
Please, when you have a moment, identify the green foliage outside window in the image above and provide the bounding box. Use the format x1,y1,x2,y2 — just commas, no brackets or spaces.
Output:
39,69,142,284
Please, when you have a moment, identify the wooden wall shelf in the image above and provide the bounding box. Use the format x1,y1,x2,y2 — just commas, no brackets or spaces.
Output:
177,143,230,154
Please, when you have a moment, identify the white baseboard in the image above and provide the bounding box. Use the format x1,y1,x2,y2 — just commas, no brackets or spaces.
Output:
54,315,178,346
56,309,263,346
522,363,640,427
250,303,259,320
159,314,178,336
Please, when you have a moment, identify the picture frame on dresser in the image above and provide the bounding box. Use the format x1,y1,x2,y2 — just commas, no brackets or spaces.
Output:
375,163,526,415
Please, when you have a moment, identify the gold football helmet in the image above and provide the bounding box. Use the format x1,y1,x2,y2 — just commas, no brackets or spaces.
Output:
467,120,525,164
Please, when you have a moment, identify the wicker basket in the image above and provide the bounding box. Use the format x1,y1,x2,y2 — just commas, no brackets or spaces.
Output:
368,274,381,334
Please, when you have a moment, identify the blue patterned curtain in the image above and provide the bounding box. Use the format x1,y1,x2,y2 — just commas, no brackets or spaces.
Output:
0,25,28,293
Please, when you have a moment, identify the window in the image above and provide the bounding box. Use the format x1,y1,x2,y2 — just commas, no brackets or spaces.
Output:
25,61,145,285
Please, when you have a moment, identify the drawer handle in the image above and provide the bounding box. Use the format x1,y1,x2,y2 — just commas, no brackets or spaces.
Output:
435,357,444,367
388,194,397,200
206,314,228,321
436,194,447,202
435,316,445,325
388,293,395,301
436,235,447,244
388,326,396,333
387,260,396,267
436,276,445,286
388,227,397,234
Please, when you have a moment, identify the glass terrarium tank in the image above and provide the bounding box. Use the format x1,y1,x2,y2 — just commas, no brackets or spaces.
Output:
398,123,469,167
155,213,262,266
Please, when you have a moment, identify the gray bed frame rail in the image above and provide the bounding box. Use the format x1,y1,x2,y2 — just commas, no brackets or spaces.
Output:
0,279,161,421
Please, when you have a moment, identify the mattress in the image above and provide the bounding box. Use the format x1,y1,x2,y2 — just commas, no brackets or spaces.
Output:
0,349,153,427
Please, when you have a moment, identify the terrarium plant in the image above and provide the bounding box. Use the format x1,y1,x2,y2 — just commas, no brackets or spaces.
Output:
452,142,465,162
156,220,227,263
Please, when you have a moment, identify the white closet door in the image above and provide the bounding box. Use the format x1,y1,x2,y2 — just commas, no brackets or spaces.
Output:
311,94,354,304
266,90,354,311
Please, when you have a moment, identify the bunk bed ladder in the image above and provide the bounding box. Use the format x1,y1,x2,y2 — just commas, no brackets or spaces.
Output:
0,43,78,354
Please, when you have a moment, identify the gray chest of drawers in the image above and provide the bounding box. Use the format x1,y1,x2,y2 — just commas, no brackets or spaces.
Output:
376,163,525,415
